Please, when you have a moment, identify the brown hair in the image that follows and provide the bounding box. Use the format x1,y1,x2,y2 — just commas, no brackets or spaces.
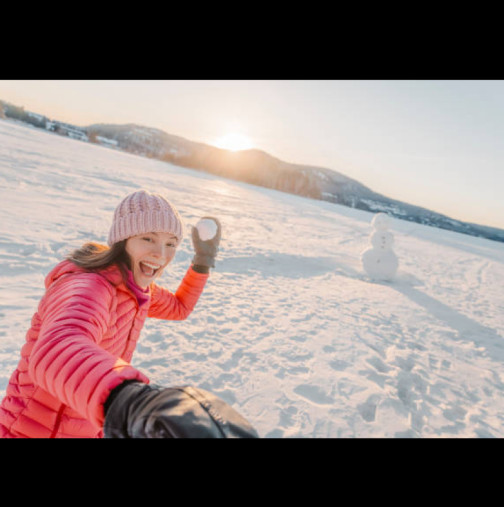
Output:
67,240,131,277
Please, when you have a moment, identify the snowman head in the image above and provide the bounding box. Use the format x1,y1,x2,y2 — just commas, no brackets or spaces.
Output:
371,213,391,231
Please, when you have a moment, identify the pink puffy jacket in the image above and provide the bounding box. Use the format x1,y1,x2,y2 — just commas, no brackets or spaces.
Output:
0,259,208,438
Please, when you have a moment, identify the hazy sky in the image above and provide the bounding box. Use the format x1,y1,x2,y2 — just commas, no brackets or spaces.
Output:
0,80,502,229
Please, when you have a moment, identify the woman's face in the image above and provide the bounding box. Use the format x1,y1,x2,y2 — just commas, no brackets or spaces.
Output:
125,231,178,288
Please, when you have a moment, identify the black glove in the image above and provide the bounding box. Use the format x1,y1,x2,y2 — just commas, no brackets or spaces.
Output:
103,381,259,438
192,217,221,269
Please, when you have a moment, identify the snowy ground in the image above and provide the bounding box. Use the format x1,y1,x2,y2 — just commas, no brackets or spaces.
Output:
1,118,503,438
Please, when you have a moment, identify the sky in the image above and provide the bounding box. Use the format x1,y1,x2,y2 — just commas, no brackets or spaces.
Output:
0,79,503,229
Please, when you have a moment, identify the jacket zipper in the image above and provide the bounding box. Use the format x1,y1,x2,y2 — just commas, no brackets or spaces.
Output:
50,403,66,438
121,314,138,358
120,284,141,359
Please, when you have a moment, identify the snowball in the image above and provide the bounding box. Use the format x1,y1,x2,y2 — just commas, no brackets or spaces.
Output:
196,218,218,241
361,247,399,281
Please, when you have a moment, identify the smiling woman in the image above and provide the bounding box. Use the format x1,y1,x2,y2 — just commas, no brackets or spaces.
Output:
125,231,178,288
213,132,254,151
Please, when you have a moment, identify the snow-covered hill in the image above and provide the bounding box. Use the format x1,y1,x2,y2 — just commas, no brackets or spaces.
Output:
1,119,503,437
3,98,503,241
87,122,504,243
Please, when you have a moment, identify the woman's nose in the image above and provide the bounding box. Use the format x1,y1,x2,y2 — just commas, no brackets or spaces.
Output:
151,243,166,259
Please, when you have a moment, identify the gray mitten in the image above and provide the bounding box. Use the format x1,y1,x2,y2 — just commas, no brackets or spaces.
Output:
192,217,221,269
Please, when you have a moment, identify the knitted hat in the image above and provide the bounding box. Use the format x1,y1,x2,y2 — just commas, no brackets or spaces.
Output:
108,190,184,246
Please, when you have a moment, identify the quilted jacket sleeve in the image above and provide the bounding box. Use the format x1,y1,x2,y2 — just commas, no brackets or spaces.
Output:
28,272,149,429
148,266,209,320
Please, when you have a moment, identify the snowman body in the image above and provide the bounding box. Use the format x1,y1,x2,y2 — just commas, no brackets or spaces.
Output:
361,213,398,281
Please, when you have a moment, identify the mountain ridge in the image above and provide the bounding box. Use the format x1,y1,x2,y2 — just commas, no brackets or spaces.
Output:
85,122,504,243
0,96,501,243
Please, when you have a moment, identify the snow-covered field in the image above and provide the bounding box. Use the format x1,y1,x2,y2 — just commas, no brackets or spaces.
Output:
1,118,503,438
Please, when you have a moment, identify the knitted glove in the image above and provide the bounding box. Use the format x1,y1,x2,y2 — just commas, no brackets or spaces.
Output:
103,381,259,438
192,217,221,269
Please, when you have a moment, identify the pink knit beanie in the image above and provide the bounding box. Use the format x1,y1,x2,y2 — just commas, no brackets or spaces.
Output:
107,190,184,246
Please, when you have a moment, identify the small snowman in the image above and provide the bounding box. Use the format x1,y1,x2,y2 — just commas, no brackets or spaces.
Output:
361,212,399,281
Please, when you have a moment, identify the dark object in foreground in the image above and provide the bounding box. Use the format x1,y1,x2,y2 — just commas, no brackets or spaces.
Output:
104,381,259,438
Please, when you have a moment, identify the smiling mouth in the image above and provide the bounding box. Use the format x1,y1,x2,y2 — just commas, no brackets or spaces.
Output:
139,261,162,277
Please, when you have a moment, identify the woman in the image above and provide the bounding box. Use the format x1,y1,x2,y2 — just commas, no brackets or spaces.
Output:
0,189,257,438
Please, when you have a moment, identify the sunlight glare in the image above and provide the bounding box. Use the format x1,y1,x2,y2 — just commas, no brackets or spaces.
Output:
213,132,254,151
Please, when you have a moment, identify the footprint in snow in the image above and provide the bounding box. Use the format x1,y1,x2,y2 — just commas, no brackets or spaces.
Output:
357,395,380,422
293,384,334,405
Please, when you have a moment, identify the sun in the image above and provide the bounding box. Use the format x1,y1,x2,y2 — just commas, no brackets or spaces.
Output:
213,132,254,152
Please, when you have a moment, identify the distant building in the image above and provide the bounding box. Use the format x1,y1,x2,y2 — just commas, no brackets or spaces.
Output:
96,136,119,148
48,120,89,142
27,112,46,122
66,128,89,142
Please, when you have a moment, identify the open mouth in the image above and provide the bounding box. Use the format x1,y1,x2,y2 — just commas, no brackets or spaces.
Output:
139,261,162,278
